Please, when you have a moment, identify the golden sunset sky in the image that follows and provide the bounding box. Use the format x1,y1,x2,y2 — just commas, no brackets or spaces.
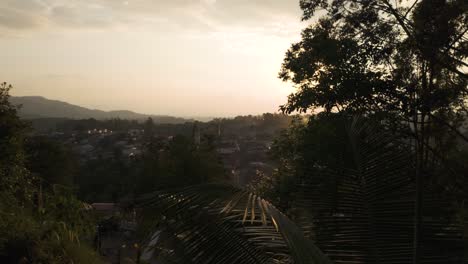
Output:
1,0,305,117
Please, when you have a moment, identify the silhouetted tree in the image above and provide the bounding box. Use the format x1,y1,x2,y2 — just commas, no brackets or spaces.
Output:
279,1,467,263
0,83,100,263
0,82,33,203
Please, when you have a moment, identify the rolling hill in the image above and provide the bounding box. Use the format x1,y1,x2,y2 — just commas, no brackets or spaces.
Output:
10,96,191,124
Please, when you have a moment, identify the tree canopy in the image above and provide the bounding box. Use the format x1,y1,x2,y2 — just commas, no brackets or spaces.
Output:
280,0,467,118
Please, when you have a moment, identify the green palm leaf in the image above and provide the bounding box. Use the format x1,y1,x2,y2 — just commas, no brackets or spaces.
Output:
290,116,466,263
136,184,332,264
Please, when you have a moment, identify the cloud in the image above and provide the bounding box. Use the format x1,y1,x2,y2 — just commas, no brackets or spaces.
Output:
0,0,302,34
0,8,44,29
50,4,115,28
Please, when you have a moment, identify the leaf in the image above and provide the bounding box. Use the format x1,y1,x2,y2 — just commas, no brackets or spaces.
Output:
136,184,332,264
289,116,466,263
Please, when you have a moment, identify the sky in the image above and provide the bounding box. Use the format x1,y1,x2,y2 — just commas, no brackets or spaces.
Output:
0,0,305,117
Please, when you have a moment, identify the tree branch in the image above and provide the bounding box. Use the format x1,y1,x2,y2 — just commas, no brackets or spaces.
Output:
381,0,468,79
403,0,419,20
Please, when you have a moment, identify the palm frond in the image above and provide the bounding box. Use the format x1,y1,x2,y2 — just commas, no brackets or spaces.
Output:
137,184,332,264
290,116,466,264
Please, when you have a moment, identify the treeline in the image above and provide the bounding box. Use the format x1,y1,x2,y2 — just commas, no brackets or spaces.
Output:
30,113,293,138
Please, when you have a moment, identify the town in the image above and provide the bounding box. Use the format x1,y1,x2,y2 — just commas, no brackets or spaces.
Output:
30,114,293,198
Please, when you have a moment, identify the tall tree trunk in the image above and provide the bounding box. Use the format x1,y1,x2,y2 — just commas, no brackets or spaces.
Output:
413,121,424,264
413,59,431,264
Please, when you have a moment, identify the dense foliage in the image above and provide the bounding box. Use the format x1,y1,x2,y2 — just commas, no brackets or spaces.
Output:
256,114,468,263
255,0,468,263
0,83,101,263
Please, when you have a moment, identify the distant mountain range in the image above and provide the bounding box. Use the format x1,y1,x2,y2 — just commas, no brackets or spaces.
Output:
10,96,192,124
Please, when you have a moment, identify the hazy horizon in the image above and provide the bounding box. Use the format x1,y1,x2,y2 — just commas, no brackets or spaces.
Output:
13,94,287,119
1,0,304,117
